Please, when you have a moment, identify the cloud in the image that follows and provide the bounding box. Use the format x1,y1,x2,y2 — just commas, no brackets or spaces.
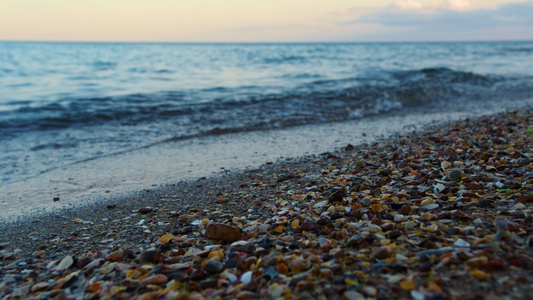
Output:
394,1,424,10
341,0,533,29
444,0,473,12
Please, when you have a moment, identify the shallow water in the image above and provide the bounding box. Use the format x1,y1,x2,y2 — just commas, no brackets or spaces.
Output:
2,97,531,221
1,41,532,220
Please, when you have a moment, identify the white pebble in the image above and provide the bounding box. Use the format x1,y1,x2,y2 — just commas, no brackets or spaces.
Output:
454,238,471,247
241,271,253,284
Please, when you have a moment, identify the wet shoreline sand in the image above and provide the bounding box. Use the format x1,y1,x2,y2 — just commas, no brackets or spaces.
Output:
1,109,532,299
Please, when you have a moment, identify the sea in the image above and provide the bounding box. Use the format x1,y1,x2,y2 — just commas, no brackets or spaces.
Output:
1,41,532,220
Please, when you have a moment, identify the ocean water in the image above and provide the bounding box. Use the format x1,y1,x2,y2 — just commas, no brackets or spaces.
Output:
1,41,533,220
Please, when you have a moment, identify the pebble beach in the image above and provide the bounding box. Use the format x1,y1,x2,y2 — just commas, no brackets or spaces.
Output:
1,109,532,299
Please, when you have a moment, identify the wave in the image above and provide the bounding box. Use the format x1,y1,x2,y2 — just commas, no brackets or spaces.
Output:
501,47,533,53
0,68,531,139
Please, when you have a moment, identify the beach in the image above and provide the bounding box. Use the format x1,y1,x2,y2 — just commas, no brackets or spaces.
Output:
3,41,533,221
1,109,531,299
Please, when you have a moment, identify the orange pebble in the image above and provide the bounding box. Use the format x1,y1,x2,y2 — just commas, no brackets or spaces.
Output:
371,204,382,212
278,263,288,274
208,249,223,259
352,204,362,211
399,279,416,291
274,226,283,233
471,269,490,281
158,234,175,244
201,258,210,269
89,281,102,292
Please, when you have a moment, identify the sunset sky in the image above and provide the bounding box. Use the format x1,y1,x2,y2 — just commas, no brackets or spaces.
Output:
1,0,532,42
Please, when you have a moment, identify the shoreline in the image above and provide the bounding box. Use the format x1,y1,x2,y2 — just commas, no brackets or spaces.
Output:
1,108,532,299
3,96,532,221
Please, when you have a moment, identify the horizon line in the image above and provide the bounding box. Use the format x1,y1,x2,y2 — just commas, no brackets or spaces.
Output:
1,38,533,44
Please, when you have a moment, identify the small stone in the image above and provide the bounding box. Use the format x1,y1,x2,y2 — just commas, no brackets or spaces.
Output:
329,190,345,203
107,250,125,262
139,250,161,264
55,255,73,272
517,195,533,203
441,161,452,169
390,203,403,210
31,282,51,293
454,238,471,247
291,219,300,229
204,260,224,274
200,278,218,289
262,255,279,268
387,230,402,239
346,235,365,247
290,258,307,273
361,286,377,297
400,205,412,215
241,271,253,284
205,223,243,242
404,220,417,228
159,234,175,244
360,198,371,207
446,169,464,181
344,291,365,300
400,279,416,291
83,259,104,270
453,210,471,219
278,263,288,274
375,247,391,259
300,220,319,231
138,207,153,214
317,217,331,225
471,269,490,281
141,274,168,285
99,262,116,275
89,282,102,292
264,266,279,279
421,203,439,210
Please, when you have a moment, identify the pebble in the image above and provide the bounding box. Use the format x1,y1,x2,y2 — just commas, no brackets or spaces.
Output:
241,271,253,284
138,207,153,214
204,260,224,274
139,250,160,264
141,274,168,284
300,220,319,231
346,235,365,246
328,190,346,203
344,291,365,300
205,223,243,242
54,255,73,272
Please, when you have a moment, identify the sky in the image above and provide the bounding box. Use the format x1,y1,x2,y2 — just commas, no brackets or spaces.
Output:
0,0,532,42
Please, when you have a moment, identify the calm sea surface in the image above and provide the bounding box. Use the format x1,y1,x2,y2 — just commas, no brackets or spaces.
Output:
1,41,532,219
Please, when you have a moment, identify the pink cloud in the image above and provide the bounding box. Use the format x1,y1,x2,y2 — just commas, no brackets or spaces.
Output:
394,1,424,10
444,0,473,12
